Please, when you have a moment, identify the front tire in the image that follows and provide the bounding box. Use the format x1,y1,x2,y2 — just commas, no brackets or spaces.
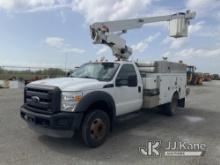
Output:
81,110,110,148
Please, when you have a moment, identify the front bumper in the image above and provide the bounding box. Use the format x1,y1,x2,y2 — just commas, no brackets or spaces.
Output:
20,107,84,137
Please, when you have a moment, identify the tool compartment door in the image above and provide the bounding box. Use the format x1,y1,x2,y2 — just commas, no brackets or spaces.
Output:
159,74,185,105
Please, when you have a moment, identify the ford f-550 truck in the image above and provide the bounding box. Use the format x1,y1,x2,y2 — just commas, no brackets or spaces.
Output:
20,10,195,147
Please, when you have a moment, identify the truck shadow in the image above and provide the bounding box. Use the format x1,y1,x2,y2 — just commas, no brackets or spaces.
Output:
38,107,220,162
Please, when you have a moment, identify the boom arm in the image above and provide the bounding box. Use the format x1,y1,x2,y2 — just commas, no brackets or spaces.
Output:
90,10,196,60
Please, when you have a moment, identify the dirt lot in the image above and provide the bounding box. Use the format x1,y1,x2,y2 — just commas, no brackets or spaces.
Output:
0,81,220,165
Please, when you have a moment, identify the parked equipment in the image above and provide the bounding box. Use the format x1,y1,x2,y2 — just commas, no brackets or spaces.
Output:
187,66,203,85
212,74,220,80
203,73,212,81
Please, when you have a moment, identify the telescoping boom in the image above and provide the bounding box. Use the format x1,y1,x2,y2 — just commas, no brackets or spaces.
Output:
90,10,196,60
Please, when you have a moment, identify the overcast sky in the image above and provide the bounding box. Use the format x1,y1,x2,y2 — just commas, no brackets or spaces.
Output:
0,0,219,73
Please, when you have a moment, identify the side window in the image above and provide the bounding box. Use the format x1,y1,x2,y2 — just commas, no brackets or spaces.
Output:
116,64,137,86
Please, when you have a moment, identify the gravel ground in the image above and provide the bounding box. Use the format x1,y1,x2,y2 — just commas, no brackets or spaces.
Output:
0,81,220,165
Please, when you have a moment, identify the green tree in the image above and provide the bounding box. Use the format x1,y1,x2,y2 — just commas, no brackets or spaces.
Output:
35,68,66,77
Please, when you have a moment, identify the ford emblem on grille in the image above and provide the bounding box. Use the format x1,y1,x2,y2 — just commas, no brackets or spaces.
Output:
31,96,40,103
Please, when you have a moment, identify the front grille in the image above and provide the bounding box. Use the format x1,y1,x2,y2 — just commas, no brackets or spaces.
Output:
24,85,61,114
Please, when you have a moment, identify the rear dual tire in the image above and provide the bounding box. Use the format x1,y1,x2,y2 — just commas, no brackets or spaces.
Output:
164,93,179,116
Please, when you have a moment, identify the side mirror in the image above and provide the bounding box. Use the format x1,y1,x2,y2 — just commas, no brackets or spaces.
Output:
128,75,137,87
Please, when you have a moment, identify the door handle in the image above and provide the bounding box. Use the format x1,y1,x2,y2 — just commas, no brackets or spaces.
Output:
138,86,141,93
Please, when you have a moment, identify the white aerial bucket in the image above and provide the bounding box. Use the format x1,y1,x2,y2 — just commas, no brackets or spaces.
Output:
169,17,188,38
169,11,196,38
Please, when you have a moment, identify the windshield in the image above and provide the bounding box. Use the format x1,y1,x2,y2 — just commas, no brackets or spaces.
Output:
70,62,120,81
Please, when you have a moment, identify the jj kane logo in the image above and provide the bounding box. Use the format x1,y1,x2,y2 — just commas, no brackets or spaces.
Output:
139,140,161,157
139,140,206,157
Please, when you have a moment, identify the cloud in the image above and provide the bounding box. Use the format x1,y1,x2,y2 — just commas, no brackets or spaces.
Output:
186,0,220,17
0,0,70,12
96,33,160,56
161,21,204,49
27,3,70,12
132,32,160,53
163,47,220,73
162,37,187,49
186,0,217,9
62,47,85,54
189,21,204,34
164,47,220,60
45,37,65,48
45,36,85,54
196,25,220,38
96,47,110,56
72,0,152,23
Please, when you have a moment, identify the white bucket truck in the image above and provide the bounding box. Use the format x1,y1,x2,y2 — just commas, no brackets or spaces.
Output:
20,11,195,147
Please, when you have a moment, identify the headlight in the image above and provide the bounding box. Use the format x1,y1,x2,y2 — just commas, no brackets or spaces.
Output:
61,92,83,112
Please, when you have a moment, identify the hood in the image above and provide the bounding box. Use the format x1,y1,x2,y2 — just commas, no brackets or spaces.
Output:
30,77,107,91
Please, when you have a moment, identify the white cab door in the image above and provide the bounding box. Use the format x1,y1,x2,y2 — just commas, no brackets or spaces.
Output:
114,64,142,116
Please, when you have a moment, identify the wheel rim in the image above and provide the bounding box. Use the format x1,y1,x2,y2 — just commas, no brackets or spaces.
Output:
90,118,106,141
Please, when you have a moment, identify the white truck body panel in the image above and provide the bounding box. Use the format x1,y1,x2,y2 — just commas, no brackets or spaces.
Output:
159,74,186,104
143,73,186,105
82,87,142,116
138,60,187,108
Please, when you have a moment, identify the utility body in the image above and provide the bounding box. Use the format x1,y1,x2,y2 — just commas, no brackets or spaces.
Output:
20,10,195,147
